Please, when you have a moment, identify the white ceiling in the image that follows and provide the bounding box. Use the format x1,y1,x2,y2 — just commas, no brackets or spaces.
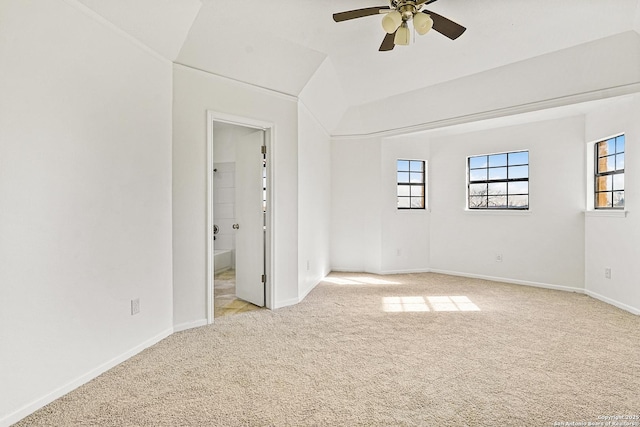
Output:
77,0,640,108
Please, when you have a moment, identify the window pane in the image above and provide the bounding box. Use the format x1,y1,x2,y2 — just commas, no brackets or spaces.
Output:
469,183,487,196
613,191,625,208
469,169,487,181
508,181,528,194
596,175,612,192
508,165,528,179
508,151,528,166
398,185,410,197
489,154,507,167
597,156,611,173
397,172,410,183
488,196,507,208
600,139,616,157
488,182,507,195
613,173,624,191
488,167,507,180
469,156,487,169
397,160,410,171
411,197,425,209
411,186,424,197
410,172,424,183
469,196,487,208
616,135,625,153
467,150,529,210
595,192,612,208
616,153,625,170
410,161,424,172
397,197,410,208
508,195,528,208
597,141,609,157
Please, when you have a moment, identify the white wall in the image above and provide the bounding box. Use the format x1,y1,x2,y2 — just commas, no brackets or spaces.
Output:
297,104,332,299
429,116,586,290
172,64,300,324
380,136,431,274
0,1,174,425
332,116,588,287
331,135,433,274
584,95,640,314
330,137,383,273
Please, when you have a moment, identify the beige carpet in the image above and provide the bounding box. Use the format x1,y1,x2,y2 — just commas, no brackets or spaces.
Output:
14,273,640,426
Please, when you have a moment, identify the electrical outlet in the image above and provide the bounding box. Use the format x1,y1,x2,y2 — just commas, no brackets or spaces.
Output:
131,298,140,315
605,268,611,279
496,254,503,262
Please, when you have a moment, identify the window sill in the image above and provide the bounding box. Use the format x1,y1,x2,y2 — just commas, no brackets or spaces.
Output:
464,209,531,216
584,210,628,218
397,208,431,214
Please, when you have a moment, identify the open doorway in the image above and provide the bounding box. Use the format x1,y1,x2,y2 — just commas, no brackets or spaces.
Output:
206,112,273,323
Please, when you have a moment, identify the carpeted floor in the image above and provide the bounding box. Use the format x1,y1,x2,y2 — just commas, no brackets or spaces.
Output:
14,273,640,426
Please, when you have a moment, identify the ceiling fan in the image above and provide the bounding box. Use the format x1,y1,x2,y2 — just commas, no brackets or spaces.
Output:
333,0,466,51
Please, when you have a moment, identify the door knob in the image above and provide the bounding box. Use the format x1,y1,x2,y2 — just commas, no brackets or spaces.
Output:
232,224,240,229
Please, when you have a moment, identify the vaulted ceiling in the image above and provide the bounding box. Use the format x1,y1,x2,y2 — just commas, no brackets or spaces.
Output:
77,0,640,109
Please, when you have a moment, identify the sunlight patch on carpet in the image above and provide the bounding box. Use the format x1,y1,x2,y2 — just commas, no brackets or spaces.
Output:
383,296,480,312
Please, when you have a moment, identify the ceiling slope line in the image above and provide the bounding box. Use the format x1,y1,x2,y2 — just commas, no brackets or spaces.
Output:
173,62,299,103
331,81,640,140
297,100,331,138
59,0,171,64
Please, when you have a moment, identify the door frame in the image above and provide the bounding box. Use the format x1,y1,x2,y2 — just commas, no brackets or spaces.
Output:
206,110,274,324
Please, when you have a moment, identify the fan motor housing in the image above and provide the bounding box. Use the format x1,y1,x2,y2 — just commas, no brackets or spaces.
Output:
391,1,420,21
399,4,417,21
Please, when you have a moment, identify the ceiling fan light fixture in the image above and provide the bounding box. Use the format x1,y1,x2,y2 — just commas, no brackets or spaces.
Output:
413,12,434,35
394,22,410,45
382,10,402,33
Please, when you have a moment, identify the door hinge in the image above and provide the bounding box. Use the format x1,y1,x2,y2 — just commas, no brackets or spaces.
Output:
261,145,267,155
261,274,266,283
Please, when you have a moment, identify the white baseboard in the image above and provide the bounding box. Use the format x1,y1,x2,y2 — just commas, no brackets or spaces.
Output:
329,267,367,273
298,274,325,302
379,268,432,275
429,269,585,294
1,327,173,427
275,270,330,309
173,318,208,333
585,290,640,315
274,297,299,309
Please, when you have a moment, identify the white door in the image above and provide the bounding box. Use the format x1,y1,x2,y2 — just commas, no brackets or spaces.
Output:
234,130,265,306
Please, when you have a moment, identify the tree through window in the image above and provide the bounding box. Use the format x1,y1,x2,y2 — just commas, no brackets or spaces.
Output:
468,151,529,210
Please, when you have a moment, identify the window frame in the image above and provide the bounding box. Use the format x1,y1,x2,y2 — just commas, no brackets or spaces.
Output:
594,134,625,210
397,159,426,210
467,150,529,211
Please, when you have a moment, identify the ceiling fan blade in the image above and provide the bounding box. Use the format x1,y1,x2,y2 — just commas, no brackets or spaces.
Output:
333,6,390,22
379,32,396,51
422,10,466,40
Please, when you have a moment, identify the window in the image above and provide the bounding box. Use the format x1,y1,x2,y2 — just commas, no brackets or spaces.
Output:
397,160,425,209
468,151,529,209
595,134,625,209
